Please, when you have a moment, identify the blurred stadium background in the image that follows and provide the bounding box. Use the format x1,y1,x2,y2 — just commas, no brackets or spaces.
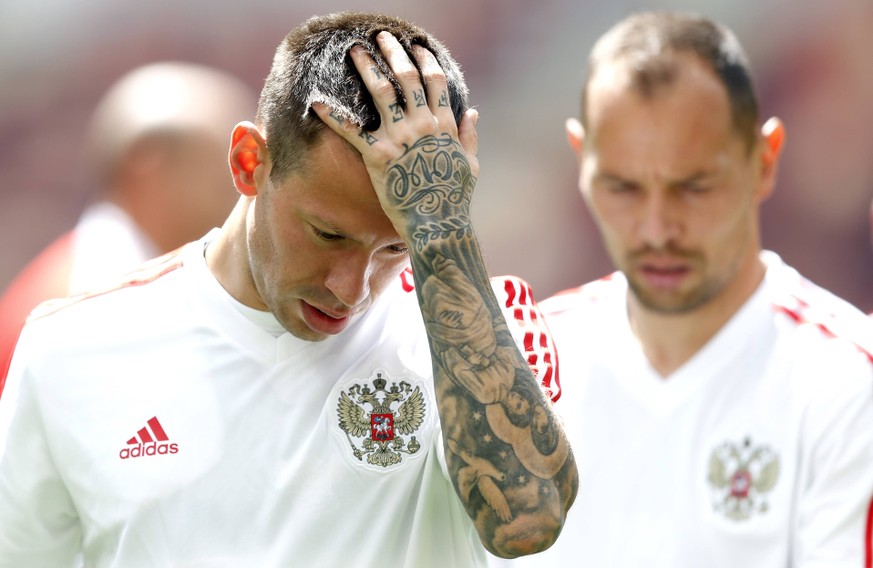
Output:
1,0,871,310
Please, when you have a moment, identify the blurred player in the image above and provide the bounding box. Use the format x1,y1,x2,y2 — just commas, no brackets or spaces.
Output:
0,61,256,387
496,11,873,568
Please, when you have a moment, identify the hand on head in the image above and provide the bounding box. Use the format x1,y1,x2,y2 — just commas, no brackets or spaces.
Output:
312,32,479,242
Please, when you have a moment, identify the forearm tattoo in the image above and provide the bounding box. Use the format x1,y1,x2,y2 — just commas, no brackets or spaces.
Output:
392,133,577,556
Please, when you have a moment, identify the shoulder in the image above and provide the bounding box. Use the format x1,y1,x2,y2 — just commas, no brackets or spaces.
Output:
33,249,183,316
18,248,188,358
539,272,623,318
764,253,873,365
762,255,873,409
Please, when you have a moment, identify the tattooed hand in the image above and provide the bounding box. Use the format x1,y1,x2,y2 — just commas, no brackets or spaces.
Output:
312,31,478,247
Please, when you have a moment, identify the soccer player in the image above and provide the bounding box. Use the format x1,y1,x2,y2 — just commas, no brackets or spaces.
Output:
0,12,577,567
495,11,873,567
0,62,256,388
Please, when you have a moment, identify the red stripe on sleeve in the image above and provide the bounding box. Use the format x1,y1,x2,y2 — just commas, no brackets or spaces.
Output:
774,303,873,365
503,279,517,309
523,331,534,354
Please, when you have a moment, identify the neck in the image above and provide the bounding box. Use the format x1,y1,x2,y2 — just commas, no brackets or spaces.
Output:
205,197,264,309
627,252,766,378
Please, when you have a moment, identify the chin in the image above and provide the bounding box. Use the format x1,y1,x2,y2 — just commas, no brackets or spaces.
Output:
285,322,329,343
630,284,711,315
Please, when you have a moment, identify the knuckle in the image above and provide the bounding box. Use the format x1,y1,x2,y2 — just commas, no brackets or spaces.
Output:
408,113,439,133
395,68,421,84
373,145,397,165
372,81,397,100
422,68,447,87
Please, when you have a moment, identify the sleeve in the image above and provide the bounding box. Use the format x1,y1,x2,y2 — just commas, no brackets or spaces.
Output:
794,345,873,568
490,275,560,402
0,332,82,567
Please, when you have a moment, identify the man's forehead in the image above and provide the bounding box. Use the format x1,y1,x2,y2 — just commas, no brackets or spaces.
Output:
293,128,365,178
587,52,728,122
589,51,720,98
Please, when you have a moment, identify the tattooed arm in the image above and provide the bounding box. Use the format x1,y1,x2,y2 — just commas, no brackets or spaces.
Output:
313,32,578,558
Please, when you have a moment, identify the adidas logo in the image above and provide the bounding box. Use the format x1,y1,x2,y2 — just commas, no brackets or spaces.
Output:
119,416,179,460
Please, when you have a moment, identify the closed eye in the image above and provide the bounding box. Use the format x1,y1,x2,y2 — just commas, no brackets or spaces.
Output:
313,227,344,242
677,182,711,194
608,181,639,194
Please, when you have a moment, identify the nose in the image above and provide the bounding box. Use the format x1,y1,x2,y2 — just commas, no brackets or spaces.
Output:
637,192,679,249
324,250,372,308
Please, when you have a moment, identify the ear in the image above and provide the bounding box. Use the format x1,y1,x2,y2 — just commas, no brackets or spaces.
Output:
756,117,785,200
565,118,585,161
229,121,268,197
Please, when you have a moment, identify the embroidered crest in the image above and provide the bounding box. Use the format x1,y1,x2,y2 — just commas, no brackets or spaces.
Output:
337,372,425,468
708,436,780,521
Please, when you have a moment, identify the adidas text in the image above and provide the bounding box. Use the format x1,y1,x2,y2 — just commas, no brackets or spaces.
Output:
119,442,179,460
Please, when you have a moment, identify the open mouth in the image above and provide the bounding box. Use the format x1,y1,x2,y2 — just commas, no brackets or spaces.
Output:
639,263,690,289
301,302,350,335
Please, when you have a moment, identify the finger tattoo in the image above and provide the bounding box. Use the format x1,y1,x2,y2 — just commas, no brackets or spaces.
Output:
328,109,345,125
389,103,405,123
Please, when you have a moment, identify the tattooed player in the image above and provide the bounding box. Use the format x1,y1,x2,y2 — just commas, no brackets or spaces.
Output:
0,12,577,567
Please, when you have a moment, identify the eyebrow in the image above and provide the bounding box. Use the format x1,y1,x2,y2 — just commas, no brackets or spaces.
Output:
668,171,717,187
593,172,632,184
304,211,344,235
593,170,717,186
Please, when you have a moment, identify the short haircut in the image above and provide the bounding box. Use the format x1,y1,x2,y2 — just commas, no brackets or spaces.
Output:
256,12,470,181
582,12,759,149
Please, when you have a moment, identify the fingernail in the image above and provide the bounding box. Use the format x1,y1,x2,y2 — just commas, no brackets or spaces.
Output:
378,31,396,42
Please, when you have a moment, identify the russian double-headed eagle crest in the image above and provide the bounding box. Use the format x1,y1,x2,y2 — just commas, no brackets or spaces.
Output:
337,373,426,468
708,436,780,521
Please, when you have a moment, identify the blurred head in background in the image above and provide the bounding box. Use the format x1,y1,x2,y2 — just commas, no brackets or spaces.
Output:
86,61,257,254
0,62,257,379
566,12,783,321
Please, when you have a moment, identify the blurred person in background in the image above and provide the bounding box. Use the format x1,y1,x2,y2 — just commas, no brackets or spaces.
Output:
0,61,257,382
495,11,873,568
0,12,575,566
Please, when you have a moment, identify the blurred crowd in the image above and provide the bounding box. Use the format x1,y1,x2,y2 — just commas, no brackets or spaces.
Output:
1,0,871,311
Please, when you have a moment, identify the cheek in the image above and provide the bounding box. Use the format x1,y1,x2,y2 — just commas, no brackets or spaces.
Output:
250,207,309,283
587,192,635,242
368,257,411,296
696,191,752,243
